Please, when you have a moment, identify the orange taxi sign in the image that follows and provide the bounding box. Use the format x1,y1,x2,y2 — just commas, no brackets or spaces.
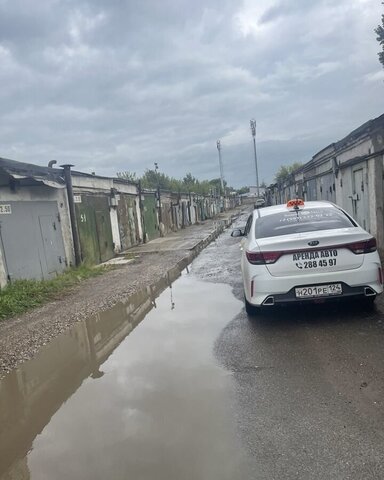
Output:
286,198,305,208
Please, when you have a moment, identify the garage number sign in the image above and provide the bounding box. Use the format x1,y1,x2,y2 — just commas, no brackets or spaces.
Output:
0,204,11,214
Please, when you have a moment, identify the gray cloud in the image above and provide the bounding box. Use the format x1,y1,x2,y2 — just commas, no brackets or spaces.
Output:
0,0,383,187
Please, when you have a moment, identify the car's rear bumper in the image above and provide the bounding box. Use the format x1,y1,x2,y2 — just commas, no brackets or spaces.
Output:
244,259,383,306
260,282,379,306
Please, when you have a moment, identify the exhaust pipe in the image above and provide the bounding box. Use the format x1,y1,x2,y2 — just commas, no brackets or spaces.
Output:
263,296,275,306
364,287,376,297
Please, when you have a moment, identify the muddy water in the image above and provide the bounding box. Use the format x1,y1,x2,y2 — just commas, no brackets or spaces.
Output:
0,270,248,480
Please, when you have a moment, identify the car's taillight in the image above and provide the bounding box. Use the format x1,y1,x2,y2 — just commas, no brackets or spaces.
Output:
245,251,264,264
246,250,282,265
346,237,377,254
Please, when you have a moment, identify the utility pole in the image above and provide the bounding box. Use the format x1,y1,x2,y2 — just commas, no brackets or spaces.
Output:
216,140,225,194
154,162,162,224
250,119,260,198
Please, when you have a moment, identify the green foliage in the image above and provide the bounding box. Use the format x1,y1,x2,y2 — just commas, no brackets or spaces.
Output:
274,162,303,184
139,169,179,191
116,169,232,195
375,3,384,68
116,171,138,182
183,173,198,186
0,265,105,320
236,186,250,194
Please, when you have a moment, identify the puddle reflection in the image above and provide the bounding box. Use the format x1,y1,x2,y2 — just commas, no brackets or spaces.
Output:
0,269,246,480
0,270,180,479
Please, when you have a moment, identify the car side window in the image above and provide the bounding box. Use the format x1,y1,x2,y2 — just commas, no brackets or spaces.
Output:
244,215,253,236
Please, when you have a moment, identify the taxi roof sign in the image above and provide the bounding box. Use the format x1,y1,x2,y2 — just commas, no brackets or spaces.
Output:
286,198,305,208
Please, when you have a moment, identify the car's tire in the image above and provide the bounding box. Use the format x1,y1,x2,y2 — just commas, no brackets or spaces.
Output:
244,296,260,317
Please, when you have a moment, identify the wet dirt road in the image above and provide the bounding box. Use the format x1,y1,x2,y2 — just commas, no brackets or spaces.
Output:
1,214,384,479
0,261,249,479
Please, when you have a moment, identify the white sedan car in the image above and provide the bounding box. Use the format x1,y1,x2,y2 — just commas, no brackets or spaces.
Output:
232,199,383,315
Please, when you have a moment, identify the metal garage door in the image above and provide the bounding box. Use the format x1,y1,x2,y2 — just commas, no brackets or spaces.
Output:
75,195,114,264
0,201,66,281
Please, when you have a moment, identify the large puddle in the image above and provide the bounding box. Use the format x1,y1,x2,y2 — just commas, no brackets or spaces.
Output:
0,269,248,480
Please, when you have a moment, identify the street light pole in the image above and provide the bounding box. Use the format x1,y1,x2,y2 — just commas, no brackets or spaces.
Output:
250,119,260,198
154,162,162,224
216,140,225,194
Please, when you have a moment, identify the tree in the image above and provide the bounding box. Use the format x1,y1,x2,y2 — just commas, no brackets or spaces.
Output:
274,162,303,184
115,168,235,195
375,3,384,68
116,171,138,182
236,186,250,195
182,172,198,186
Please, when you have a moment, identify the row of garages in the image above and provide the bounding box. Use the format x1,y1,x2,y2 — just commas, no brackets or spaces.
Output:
0,157,240,288
267,113,384,255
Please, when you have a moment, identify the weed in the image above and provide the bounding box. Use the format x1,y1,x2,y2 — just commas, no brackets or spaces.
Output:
0,265,106,320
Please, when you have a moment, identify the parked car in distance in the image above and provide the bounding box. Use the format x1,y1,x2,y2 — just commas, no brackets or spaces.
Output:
254,197,265,209
232,199,383,316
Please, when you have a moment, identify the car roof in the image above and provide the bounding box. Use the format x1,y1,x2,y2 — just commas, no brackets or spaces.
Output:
254,201,338,218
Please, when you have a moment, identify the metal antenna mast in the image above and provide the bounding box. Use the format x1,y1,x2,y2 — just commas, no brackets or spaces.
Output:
250,119,260,198
216,140,225,194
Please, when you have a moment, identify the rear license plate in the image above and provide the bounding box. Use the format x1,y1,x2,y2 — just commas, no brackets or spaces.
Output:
295,283,342,298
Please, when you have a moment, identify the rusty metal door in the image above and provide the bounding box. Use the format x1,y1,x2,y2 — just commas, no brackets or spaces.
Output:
75,196,114,264
143,195,159,241
117,195,140,250
352,168,367,229
95,209,114,263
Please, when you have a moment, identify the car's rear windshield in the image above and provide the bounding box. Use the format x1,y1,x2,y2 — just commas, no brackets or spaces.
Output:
255,207,356,239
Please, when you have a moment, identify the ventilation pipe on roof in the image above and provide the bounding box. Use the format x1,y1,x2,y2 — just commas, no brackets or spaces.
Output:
48,160,57,168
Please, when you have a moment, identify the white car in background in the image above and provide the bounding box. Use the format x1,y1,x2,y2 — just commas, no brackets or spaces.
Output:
254,197,265,209
232,199,383,316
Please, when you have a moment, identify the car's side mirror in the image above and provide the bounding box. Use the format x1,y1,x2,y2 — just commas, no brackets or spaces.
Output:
231,228,245,237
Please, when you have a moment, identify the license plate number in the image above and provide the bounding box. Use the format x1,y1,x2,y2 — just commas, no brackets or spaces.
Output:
295,283,342,298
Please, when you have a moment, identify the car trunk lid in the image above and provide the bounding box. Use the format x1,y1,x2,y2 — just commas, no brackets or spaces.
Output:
252,229,372,277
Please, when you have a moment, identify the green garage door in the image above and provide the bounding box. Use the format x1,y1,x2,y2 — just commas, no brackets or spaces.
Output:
143,194,159,241
75,195,114,264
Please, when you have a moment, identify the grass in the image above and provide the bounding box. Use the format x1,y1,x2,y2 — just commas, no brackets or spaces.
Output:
0,265,107,320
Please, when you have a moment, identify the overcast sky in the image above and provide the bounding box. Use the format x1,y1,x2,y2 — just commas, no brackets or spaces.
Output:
1,0,383,187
